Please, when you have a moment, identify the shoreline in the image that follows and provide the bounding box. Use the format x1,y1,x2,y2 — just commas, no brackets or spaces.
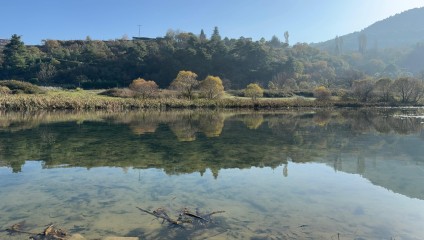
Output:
1,92,419,111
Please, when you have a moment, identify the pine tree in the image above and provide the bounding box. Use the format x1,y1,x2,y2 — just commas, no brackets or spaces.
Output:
199,29,207,42
211,27,221,42
2,34,28,71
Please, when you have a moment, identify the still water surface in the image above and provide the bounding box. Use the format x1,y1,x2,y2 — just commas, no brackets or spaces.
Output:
0,109,424,239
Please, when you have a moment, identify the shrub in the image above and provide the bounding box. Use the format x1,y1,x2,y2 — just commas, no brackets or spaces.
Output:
129,78,159,99
0,80,45,94
156,89,179,99
293,90,314,98
244,83,264,100
226,90,244,97
0,86,12,95
263,89,294,98
313,86,331,101
99,88,136,98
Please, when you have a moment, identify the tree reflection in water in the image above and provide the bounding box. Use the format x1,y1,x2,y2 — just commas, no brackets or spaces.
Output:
0,108,424,199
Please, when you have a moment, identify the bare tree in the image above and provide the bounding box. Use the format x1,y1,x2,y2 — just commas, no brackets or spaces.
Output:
284,31,289,45
373,78,392,102
392,77,424,103
352,78,374,102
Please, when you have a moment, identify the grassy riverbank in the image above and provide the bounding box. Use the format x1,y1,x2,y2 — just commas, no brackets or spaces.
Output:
0,88,363,110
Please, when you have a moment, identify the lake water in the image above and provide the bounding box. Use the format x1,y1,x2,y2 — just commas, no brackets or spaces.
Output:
0,109,424,239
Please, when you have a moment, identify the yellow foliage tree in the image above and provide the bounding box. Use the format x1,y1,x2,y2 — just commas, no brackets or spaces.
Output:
129,78,159,99
244,83,263,100
169,70,199,99
199,75,224,99
313,86,331,101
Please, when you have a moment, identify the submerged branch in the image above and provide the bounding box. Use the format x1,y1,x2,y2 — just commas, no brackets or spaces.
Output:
136,207,182,226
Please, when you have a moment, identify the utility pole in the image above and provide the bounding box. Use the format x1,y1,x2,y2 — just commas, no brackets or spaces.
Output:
137,25,142,37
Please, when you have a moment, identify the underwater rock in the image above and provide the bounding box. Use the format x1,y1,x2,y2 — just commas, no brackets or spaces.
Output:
103,237,139,240
68,234,86,240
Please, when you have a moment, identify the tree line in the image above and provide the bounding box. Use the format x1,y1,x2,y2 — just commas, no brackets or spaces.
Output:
1,28,424,102
0,29,364,89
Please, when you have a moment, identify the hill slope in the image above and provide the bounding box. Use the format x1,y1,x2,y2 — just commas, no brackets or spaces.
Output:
315,7,424,53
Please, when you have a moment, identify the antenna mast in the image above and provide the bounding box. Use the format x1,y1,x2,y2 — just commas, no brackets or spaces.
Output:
137,25,142,37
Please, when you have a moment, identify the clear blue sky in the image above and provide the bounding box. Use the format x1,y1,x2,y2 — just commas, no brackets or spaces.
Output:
1,0,423,45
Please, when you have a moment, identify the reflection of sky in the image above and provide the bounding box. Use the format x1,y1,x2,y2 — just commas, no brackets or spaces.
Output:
1,161,423,239
1,110,424,238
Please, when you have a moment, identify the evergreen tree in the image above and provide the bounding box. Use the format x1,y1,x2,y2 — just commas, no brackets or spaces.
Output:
211,27,221,42
269,35,281,48
199,29,207,42
2,34,28,77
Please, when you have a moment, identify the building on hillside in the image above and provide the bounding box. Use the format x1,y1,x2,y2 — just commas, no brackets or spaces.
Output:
132,37,165,41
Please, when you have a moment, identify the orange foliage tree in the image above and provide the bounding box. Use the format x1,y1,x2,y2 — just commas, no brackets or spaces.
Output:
129,78,159,99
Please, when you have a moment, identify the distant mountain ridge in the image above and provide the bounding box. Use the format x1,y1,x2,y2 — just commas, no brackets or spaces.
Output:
314,7,424,52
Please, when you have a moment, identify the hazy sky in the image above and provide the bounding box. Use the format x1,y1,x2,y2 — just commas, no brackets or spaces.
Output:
1,0,423,45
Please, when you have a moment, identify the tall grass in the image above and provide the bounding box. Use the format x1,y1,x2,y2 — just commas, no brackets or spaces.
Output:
0,89,359,110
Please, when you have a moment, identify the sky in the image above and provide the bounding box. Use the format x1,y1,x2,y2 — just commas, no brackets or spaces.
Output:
1,0,424,45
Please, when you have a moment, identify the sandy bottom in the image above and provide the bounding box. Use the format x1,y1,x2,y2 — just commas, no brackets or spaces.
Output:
1,162,424,239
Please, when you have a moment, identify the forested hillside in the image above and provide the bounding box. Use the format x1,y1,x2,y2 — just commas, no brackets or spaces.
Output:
313,7,424,76
1,25,424,90
315,7,424,52
0,29,363,90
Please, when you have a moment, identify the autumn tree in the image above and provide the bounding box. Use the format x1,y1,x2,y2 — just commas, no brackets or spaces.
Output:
169,70,199,99
244,83,263,100
129,78,159,99
313,86,331,101
199,75,224,99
